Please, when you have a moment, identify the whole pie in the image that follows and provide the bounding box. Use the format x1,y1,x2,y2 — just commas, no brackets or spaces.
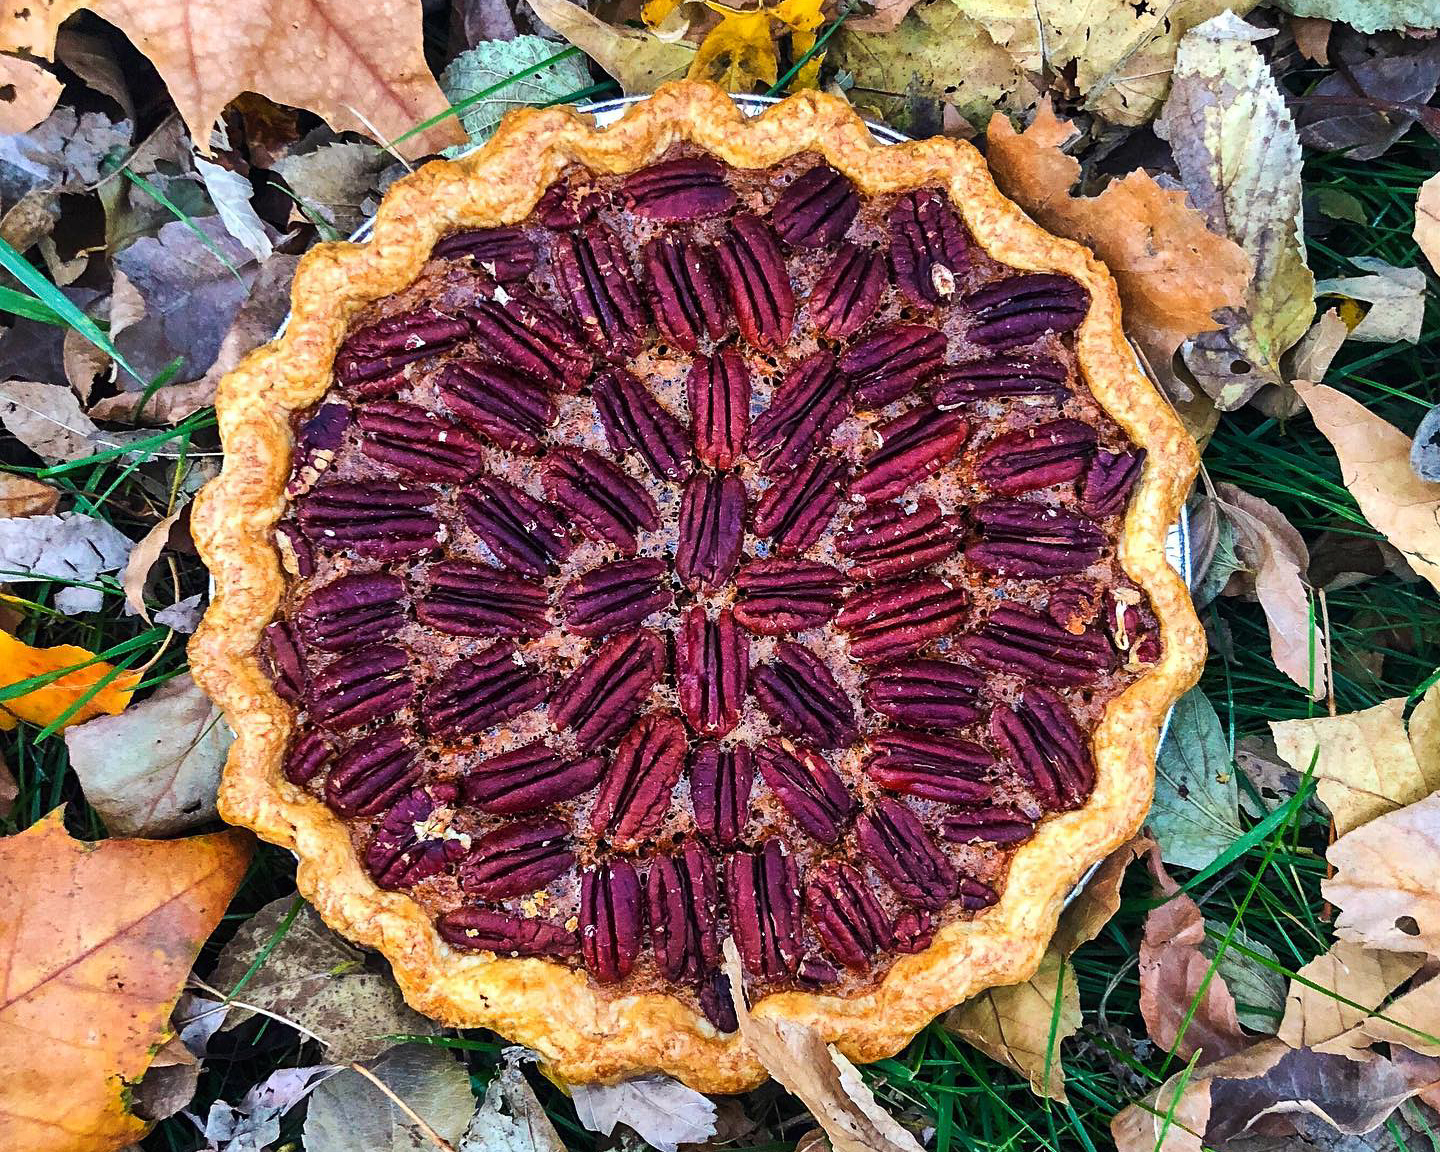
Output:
191,82,1204,1090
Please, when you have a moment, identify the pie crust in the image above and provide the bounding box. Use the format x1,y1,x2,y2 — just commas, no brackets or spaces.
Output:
190,81,1204,1091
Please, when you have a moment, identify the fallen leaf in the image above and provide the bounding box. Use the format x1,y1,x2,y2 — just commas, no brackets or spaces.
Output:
1336,970,1440,1060
458,1049,566,1152
1278,940,1423,1057
1290,16,1331,64
0,0,462,160
1298,40,1440,162
1324,792,1440,955
1287,306,1348,390
63,674,231,837
0,57,62,135
0,511,134,616
1273,0,1440,34
1209,923,1285,1035
0,380,105,463
54,28,136,121
1156,12,1316,409
723,939,924,1152
0,752,16,817
1051,833,1155,956
527,0,695,93
0,810,251,1151
273,143,386,238
572,1074,717,1152
194,158,274,262
154,593,205,634
441,35,593,145
1112,1063,1212,1152
1271,692,1440,837
1294,380,1440,596
191,1065,336,1152
1149,688,1244,869
0,630,142,732
0,106,131,202
302,1044,475,1152
0,474,59,518
1417,171,1440,277
690,3,781,91
1413,403,1440,483
1215,482,1328,698
121,507,185,621
1315,257,1427,344
207,896,438,1062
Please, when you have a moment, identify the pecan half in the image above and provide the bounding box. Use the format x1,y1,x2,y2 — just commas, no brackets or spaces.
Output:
839,498,955,582
543,448,659,554
836,577,967,664
553,223,649,357
324,725,420,816
733,558,845,635
965,273,1089,348
463,740,605,813
535,179,606,228
754,740,854,844
890,190,968,307
461,816,574,899
856,797,957,910
295,573,405,652
647,843,721,982
465,284,592,392
771,164,860,248
437,907,577,957
841,323,947,409
284,729,331,785
932,353,1070,403
561,557,673,637
643,236,730,353
262,620,307,704
892,908,934,953
356,399,486,481
334,308,468,397
589,713,688,847
287,403,349,497
365,782,467,888
308,645,414,731
676,607,749,738
416,560,548,639
676,471,745,589
460,473,574,577
432,226,536,280
747,351,851,474
297,481,441,560
966,499,1106,577
959,604,1116,686
863,659,984,728
991,684,1094,810
726,839,801,978
622,157,736,220
807,860,893,969
714,214,795,350
976,419,1099,495
422,643,549,737
1080,448,1145,517
942,806,1037,845
687,347,750,470
699,970,738,1032
752,641,857,750
850,405,968,502
580,859,644,983
864,730,994,804
436,359,557,455
549,630,666,750
1048,579,1102,635
808,243,887,340
752,453,847,556
690,742,753,846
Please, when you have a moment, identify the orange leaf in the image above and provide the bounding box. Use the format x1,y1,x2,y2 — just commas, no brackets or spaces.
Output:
0,631,142,732
0,811,252,1151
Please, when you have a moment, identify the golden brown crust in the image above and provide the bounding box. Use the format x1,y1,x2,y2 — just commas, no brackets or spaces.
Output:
190,82,1205,1092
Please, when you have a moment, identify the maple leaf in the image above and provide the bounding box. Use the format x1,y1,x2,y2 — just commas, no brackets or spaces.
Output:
1324,792,1440,955
0,810,251,1151
0,0,463,160
0,630,142,731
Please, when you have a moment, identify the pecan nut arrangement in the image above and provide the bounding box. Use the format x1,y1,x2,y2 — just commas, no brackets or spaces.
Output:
191,83,1203,1090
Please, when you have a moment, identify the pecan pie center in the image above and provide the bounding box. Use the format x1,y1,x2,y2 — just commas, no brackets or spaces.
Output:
267,145,1158,1030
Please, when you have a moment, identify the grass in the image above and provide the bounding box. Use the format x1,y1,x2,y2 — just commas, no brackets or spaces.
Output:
1,42,1438,1152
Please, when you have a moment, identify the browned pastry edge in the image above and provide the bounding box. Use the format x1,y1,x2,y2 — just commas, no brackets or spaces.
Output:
188,81,1206,1092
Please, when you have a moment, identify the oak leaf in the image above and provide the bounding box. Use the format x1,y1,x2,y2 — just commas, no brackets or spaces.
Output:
0,0,462,159
0,630,141,731
1324,792,1440,956
0,810,251,1151
1294,379,1440,596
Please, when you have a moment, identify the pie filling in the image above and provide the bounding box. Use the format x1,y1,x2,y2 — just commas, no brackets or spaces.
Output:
264,144,1160,1031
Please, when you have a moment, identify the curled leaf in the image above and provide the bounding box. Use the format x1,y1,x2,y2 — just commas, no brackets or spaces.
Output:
0,630,142,732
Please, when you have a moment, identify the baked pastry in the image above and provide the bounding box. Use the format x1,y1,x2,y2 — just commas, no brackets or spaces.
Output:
191,82,1204,1091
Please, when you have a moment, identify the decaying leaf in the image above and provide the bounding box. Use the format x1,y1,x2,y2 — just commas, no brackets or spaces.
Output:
0,0,463,160
1278,940,1423,1055
442,35,593,145
1271,688,1440,837
0,510,134,617
0,810,251,1152
121,507,185,621
1156,12,1315,410
1111,1062,1212,1152
64,674,231,837
458,1049,566,1152
1290,16,1331,64
0,106,132,202
302,1044,475,1152
572,1074,717,1152
1149,688,1243,869
1324,792,1440,956
1295,380,1440,596
273,143,386,238
194,158,274,262
1273,0,1440,34
0,630,142,731
1414,403,1440,484
1417,171,1440,277
154,593,205,634
1295,38,1440,162
0,57,63,136
0,474,58,519
192,1065,336,1152
0,380,108,464
1052,833,1155,957
1315,257,1427,345
526,0,695,93
207,896,438,1062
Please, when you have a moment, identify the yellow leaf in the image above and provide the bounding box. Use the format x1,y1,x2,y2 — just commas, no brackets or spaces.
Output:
0,631,141,732
772,0,824,31
530,0,695,93
789,29,823,90
642,0,682,25
691,4,778,91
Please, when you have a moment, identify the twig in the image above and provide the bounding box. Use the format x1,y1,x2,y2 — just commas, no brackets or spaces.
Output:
346,1060,457,1152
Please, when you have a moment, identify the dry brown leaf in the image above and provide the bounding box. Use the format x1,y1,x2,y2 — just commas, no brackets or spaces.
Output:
1294,380,1440,595
1052,833,1155,957
986,102,1249,411
1315,257,1427,344
0,380,105,463
0,810,251,1151
527,0,695,93
1271,694,1440,836
1418,171,1440,277
0,0,462,159
0,56,63,135
1324,792,1440,956
0,474,60,518
121,507,186,621
1345,972,1440,1059
1277,941,1422,1052
1290,15,1331,63
1111,1065,1212,1152
0,752,15,818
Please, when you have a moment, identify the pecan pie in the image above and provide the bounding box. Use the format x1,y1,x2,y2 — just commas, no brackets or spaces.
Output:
191,83,1204,1090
